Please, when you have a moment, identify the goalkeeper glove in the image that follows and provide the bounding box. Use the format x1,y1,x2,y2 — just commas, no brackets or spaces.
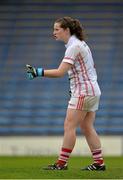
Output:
26,64,44,80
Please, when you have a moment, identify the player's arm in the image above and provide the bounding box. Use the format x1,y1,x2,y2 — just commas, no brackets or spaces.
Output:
26,61,72,80
43,61,72,78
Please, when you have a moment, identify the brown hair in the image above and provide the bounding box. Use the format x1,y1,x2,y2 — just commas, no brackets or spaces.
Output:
55,16,85,41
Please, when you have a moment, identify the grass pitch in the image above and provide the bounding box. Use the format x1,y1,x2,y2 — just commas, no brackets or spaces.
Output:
0,156,123,179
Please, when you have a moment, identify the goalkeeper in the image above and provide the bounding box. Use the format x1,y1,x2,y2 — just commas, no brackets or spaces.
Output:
26,17,106,171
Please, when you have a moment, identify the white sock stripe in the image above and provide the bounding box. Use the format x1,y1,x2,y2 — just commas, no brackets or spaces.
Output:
93,154,102,158
60,151,70,156
59,157,68,161
100,163,104,166
60,155,69,160
92,148,101,152
94,157,103,161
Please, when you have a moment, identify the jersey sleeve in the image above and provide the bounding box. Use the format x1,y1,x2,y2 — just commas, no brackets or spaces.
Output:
62,46,78,65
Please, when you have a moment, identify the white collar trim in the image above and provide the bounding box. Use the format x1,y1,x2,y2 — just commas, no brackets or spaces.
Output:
65,35,77,48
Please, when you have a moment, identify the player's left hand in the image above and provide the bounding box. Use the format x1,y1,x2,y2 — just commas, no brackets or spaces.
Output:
26,64,37,80
26,64,44,80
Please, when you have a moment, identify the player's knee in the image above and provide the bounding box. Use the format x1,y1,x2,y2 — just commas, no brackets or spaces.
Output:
64,120,74,132
80,122,92,134
64,121,70,132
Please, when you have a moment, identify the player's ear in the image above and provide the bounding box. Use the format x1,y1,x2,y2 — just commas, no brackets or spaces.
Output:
65,27,70,35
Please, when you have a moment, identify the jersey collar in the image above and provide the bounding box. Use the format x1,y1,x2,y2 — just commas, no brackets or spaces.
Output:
65,35,78,48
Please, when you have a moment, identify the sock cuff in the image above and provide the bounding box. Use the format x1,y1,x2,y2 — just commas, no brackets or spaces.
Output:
62,147,72,153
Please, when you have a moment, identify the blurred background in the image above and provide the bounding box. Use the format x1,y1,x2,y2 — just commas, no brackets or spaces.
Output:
0,0,123,156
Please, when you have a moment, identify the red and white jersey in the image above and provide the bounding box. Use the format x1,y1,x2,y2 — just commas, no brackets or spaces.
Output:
63,35,101,97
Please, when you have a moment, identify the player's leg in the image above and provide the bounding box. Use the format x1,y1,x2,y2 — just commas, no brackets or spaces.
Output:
80,111,106,171
80,111,101,150
43,108,87,170
59,108,87,154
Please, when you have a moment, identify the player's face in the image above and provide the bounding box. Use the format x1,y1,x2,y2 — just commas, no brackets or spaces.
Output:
53,22,69,43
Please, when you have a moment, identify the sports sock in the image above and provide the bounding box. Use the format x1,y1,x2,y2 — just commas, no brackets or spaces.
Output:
91,148,104,165
57,147,72,166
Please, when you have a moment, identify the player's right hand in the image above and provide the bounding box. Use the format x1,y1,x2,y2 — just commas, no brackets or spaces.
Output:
26,64,37,80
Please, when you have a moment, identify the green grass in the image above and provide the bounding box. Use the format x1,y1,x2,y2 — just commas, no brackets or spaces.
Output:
0,156,123,179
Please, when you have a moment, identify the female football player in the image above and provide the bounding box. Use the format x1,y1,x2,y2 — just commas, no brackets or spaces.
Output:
26,17,105,171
